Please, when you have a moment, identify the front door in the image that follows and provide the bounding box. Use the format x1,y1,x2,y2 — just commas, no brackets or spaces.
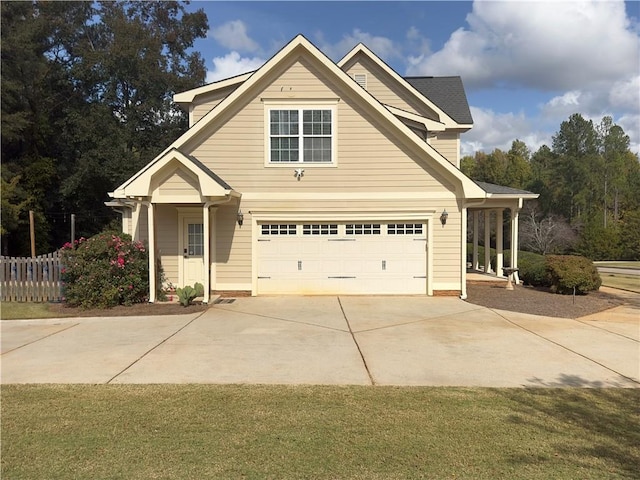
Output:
182,218,204,287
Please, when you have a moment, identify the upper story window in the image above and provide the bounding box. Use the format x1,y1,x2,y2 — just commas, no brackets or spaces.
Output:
269,108,333,163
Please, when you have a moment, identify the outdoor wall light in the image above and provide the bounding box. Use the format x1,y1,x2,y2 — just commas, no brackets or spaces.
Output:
237,209,244,226
440,209,448,226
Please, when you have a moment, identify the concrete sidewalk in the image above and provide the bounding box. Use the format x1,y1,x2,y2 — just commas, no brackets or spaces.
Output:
1,296,638,387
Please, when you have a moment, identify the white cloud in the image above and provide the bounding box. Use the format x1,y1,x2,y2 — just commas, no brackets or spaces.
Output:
317,29,401,62
461,107,550,156
406,0,639,155
206,52,264,83
407,1,639,91
210,20,259,53
609,75,640,110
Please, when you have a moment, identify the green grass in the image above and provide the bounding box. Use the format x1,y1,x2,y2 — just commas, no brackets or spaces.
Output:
2,385,638,479
595,261,640,269
0,302,67,320
600,274,640,293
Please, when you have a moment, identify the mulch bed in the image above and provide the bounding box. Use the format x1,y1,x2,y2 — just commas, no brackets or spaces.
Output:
47,301,210,318
465,282,625,319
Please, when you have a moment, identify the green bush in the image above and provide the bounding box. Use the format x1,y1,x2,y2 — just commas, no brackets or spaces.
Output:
60,233,149,308
194,282,204,297
545,255,601,295
518,251,551,287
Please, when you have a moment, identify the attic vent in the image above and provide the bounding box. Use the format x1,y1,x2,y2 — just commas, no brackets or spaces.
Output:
353,74,367,89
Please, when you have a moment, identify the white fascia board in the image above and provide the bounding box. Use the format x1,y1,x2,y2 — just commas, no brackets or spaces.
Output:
338,43,460,128
173,72,253,105
385,105,447,132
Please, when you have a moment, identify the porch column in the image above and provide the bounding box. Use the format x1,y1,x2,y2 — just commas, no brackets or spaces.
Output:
472,210,479,270
484,210,492,274
510,206,520,284
496,209,504,277
202,202,212,304
147,202,156,303
460,206,468,300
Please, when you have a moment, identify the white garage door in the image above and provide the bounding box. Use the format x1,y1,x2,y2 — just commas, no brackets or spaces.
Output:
257,222,427,294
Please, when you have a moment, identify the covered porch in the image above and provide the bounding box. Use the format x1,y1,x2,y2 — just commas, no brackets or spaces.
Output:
464,182,539,288
107,148,240,304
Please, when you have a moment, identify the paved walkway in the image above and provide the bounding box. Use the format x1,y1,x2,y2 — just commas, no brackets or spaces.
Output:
2,296,638,387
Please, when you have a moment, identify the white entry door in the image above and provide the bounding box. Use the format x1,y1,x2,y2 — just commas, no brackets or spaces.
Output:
182,218,204,287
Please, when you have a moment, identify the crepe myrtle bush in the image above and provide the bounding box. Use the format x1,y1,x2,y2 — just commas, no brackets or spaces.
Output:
60,233,149,308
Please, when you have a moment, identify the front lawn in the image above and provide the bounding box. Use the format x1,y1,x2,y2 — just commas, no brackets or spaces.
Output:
2,385,638,479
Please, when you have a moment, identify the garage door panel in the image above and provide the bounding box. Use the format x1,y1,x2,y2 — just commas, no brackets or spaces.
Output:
257,222,428,295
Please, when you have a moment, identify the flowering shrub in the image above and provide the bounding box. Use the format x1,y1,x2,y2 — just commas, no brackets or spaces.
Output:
60,233,149,308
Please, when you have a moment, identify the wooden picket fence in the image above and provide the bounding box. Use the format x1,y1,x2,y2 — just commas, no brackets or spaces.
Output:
0,251,63,302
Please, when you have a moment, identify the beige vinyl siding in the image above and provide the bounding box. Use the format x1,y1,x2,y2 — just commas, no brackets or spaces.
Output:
187,57,456,194
155,205,179,286
215,204,251,285
156,168,200,197
342,53,440,121
430,131,460,167
191,85,241,125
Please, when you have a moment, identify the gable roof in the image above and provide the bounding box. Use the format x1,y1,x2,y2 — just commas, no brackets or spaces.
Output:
404,77,473,125
112,148,236,198
113,34,485,199
337,43,471,129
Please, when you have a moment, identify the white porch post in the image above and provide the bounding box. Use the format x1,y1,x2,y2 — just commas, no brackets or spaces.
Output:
203,202,212,304
147,202,156,303
511,206,520,284
460,206,468,299
472,210,479,271
484,210,492,274
496,209,504,277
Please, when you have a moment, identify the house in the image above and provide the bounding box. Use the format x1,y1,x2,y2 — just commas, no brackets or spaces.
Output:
107,35,537,303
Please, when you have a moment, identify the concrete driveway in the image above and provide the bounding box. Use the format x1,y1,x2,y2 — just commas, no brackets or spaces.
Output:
2,296,638,387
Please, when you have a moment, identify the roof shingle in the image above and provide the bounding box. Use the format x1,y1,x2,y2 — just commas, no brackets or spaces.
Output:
404,76,473,125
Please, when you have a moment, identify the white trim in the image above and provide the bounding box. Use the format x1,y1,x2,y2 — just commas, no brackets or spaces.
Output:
460,206,467,299
250,211,435,222
242,191,457,200
385,105,447,132
173,72,253,104
147,202,156,303
496,209,504,278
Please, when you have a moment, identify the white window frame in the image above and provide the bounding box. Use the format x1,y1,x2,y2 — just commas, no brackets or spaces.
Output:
263,102,338,167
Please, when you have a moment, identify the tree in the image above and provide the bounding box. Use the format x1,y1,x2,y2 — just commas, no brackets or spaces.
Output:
551,114,601,221
1,1,208,256
504,139,532,189
520,203,577,255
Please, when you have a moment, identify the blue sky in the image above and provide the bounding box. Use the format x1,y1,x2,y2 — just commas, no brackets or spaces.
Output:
185,1,640,156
